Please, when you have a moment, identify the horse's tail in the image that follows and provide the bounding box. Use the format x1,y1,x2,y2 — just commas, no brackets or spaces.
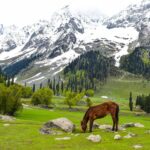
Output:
115,105,119,122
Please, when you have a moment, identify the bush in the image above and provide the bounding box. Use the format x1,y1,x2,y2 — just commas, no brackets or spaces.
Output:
22,87,33,98
64,91,76,109
64,91,84,109
86,97,92,107
136,94,150,113
0,85,22,116
31,88,53,106
85,89,94,97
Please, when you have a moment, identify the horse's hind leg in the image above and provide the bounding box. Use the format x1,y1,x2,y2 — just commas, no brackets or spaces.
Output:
111,114,116,131
89,119,94,132
115,119,118,131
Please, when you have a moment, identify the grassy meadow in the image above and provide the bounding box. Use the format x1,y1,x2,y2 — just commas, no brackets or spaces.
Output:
0,77,150,150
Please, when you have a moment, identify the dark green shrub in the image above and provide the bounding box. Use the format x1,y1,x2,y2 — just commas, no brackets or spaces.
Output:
86,97,92,107
31,88,53,106
22,87,33,98
85,89,94,97
0,85,22,116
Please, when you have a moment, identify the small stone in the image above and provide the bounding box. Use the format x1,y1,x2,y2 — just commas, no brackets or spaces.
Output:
55,137,71,140
101,96,108,99
124,134,132,139
99,124,112,130
93,122,100,129
87,134,101,142
3,124,10,127
133,144,143,149
114,134,121,140
135,112,146,116
145,130,150,134
74,134,80,136
134,123,144,128
40,128,63,135
0,115,15,121
135,105,141,111
122,123,135,128
128,132,136,137
124,132,136,138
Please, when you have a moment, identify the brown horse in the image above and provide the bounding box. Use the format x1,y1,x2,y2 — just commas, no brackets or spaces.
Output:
81,101,119,132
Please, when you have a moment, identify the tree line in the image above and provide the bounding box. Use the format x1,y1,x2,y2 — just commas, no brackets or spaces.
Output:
136,94,150,113
120,47,150,80
63,50,115,92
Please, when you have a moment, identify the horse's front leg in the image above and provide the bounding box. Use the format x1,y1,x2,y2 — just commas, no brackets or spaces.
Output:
89,119,94,132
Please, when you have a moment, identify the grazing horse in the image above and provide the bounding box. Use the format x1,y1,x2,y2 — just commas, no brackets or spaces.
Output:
81,101,119,132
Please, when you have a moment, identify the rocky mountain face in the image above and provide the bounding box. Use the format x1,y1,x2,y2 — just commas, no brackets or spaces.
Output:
1,1,149,85
105,0,150,46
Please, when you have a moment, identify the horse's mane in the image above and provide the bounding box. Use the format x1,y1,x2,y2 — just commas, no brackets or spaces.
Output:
82,107,91,121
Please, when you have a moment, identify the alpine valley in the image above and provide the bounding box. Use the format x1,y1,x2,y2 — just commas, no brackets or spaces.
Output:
0,0,150,86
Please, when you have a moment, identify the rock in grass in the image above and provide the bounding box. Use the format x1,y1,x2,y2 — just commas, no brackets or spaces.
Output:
133,144,143,149
134,123,144,128
40,128,63,135
114,134,121,140
122,123,135,128
0,115,15,121
74,134,80,136
124,134,132,139
99,124,112,130
99,124,125,131
40,118,75,135
124,132,136,139
55,137,71,140
122,122,144,128
3,124,10,127
87,134,101,142
92,122,100,129
145,130,150,134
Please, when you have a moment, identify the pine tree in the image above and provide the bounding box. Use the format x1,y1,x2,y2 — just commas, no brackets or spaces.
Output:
56,82,60,95
53,78,56,95
32,84,36,92
129,92,133,111
7,77,11,87
47,79,50,86
40,83,43,89
61,81,64,94
11,77,14,85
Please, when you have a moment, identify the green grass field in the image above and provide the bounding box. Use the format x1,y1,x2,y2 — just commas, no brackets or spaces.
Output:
96,77,150,100
0,78,150,150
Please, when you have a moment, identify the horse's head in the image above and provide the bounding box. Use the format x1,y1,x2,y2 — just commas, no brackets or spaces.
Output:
81,120,87,132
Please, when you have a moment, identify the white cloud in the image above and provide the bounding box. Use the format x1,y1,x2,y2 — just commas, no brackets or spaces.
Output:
0,0,142,26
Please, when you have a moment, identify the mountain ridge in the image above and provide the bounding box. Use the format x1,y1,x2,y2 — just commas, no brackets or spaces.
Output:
1,1,150,85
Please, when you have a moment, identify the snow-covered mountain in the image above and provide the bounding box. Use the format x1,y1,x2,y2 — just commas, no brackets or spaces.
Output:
105,0,150,46
1,1,147,85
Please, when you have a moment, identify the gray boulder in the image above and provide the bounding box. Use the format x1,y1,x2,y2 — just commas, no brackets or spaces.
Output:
0,115,15,121
40,118,75,135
